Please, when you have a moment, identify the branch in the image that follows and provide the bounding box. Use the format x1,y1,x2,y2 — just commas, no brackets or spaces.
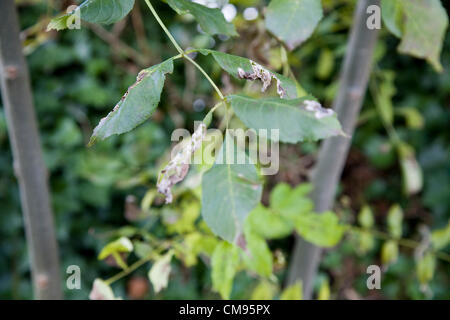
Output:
286,0,380,299
0,0,62,299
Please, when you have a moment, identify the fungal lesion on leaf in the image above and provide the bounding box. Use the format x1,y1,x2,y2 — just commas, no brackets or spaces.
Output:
157,123,206,204
237,61,287,99
304,100,335,119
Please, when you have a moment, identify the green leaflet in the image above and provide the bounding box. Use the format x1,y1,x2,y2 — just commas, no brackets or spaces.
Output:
201,132,262,243
246,204,293,239
294,211,345,248
98,237,133,260
89,58,174,145
227,94,343,143
399,0,448,72
381,240,399,266
381,0,448,72
431,220,450,251
387,204,403,239
167,0,237,37
416,252,436,285
198,49,299,99
358,205,374,229
243,225,273,277
47,0,135,31
381,0,403,38
265,0,323,50
211,241,240,299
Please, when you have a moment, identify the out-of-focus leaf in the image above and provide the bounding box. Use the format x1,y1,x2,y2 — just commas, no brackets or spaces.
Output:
294,211,345,248
211,242,239,299
265,0,323,50
358,205,374,229
397,107,425,129
98,237,133,260
431,220,450,250
251,281,277,300
416,252,436,286
228,95,343,143
148,251,173,293
280,281,302,300
47,0,135,31
381,240,398,266
387,204,403,239
201,132,262,243
89,279,117,300
398,0,449,72
246,204,293,239
243,226,273,277
133,241,152,259
316,48,334,80
397,143,423,195
317,277,330,300
375,71,396,125
270,183,313,221
167,0,237,36
381,0,403,38
355,230,375,254
89,58,174,145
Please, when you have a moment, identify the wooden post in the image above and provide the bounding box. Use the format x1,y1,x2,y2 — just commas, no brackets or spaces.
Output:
0,0,62,299
286,0,380,299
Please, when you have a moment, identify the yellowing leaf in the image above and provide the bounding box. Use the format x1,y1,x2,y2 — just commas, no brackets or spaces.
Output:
211,242,239,299
387,204,403,239
358,205,375,229
251,281,277,300
416,252,436,286
98,237,133,260
280,281,302,300
381,240,399,266
431,220,450,250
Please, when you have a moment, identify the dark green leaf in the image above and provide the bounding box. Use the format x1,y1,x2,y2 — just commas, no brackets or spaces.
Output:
89,58,174,145
227,94,343,143
201,132,262,243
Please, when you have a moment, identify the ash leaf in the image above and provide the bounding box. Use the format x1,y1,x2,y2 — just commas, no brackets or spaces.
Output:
88,58,174,146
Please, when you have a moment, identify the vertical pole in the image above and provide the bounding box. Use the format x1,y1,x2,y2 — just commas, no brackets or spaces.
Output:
0,0,62,299
286,0,380,299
